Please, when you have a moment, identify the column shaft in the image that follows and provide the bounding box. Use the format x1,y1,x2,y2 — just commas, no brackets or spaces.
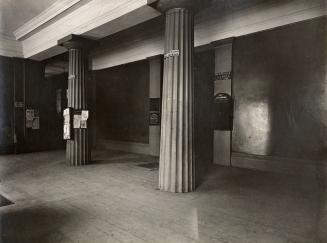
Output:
66,48,90,166
159,8,194,193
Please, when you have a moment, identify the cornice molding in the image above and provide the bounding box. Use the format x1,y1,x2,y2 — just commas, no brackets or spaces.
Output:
22,0,152,59
91,0,327,70
0,33,23,57
14,0,82,40
194,0,327,47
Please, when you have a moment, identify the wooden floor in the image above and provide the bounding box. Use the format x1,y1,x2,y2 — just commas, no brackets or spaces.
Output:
0,150,324,243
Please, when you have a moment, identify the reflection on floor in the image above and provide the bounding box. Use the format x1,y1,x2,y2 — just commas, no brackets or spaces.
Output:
0,150,324,243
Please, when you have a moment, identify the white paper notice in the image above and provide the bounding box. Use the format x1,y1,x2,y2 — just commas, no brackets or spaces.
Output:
81,110,89,121
32,117,40,130
26,109,34,121
64,124,71,139
80,120,87,129
73,115,81,128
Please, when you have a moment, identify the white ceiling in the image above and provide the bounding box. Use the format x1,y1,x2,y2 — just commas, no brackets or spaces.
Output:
0,0,57,36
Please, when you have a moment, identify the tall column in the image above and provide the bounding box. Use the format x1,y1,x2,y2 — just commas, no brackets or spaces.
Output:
152,0,202,193
58,35,97,166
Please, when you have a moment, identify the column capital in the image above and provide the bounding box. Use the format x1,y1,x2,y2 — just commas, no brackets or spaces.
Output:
58,34,98,50
148,0,211,13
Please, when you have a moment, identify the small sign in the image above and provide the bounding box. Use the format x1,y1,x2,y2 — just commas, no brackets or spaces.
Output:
26,109,34,121
164,49,180,59
149,111,160,126
80,120,87,129
63,108,70,117
215,71,232,81
80,110,89,129
149,98,160,126
64,124,71,140
81,110,89,121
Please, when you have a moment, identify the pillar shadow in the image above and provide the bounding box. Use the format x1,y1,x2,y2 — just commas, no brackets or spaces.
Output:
90,149,158,165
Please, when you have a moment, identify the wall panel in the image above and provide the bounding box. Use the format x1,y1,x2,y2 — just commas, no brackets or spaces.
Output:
95,60,149,144
232,17,327,161
194,49,215,185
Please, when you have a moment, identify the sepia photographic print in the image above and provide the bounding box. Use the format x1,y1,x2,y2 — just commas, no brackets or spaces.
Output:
0,0,327,242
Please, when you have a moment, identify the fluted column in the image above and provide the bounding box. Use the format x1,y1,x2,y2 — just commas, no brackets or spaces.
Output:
58,35,97,166
156,2,197,193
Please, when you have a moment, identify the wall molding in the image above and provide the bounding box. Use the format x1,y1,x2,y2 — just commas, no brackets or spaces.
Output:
0,33,23,57
21,0,157,59
91,0,327,70
231,152,321,179
10,0,326,62
195,0,327,47
14,0,82,40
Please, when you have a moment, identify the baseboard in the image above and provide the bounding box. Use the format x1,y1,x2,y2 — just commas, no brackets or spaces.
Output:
96,139,151,155
231,152,321,179
0,145,14,155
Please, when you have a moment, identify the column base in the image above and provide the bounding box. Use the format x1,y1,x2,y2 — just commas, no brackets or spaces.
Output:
66,129,90,166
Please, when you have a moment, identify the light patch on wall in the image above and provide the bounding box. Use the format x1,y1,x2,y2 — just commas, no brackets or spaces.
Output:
237,101,271,155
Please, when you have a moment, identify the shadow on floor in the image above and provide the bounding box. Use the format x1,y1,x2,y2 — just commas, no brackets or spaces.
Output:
0,206,76,243
199,165,321,200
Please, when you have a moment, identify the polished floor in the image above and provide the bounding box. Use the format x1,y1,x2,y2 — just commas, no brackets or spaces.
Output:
0,150,324,243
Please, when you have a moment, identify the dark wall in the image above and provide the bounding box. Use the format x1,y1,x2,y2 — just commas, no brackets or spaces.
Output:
194,49,215,185
0,56,14,153
0,57,67,154
23,60,46,152
41,74,67,150
19,61,67,152
95,60,149,144
13,58,25,153
232,17,327,161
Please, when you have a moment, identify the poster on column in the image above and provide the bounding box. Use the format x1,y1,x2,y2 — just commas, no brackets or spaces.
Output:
32,110,40,130
80,110,89,128
73,114,81,128
32,117,40,130
26,109,34,128
63,108,72,140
